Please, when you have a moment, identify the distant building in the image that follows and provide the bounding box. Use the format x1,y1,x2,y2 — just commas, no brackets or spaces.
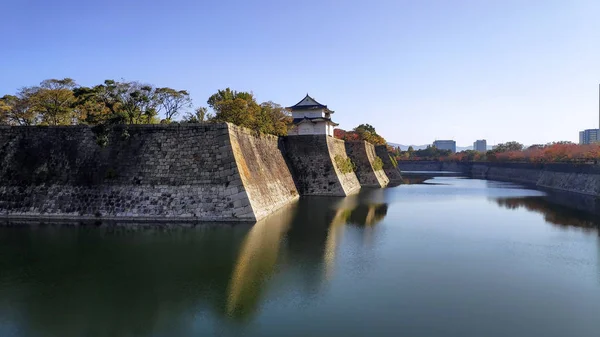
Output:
287,94,338,137
579,129,599,145
473,139,487,152
433,140,456,153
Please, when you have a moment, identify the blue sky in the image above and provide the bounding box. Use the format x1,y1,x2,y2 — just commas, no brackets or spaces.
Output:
2,0,599,146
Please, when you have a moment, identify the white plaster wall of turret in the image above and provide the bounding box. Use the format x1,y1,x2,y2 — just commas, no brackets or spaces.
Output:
292,108,326,119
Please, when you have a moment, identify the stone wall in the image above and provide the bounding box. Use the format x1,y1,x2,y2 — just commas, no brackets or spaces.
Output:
375,145,403,185
397,160,600,197
345,141,389,187
0,124,298,221
396,161,443,172
396,161,469,173
283,135,360,196
480,163,600,196
227,125,299,220
327,138,362,195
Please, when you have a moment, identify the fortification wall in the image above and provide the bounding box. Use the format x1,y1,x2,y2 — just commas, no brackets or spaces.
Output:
0,124,298,221
227,125,299,220
375,145,403,185
397,160,600,197
283,135,360,196
327,138,362,194
396,161,444,172
345,141,389,187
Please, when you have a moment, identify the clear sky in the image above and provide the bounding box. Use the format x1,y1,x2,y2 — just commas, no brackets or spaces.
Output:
2,0,599,146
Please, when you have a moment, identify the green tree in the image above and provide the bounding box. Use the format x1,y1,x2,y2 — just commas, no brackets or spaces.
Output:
72,86,112,124
206,88,290,135
352,124,386,145
121,84,159,124
74,80,161,125
155,87,192,122
210,96,259,128
258,101,292,136
182,107,210,123
493,141,524,153
207,88,254,110
355,123,377,134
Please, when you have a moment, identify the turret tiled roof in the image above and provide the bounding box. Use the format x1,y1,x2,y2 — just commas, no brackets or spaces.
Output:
287,94,333,113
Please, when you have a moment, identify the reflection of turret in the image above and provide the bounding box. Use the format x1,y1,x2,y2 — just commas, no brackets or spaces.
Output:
347,204,388,226
323,189,389,277
494,197,599,231
227,203,296,320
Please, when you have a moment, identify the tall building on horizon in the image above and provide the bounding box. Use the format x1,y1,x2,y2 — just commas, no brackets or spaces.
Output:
433,140,456,153
579,129,599,145
473,139,487,152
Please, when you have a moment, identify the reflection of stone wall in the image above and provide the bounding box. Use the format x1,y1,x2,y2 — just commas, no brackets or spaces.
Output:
495,197,600,229
0,223,251,335
0,124,298,221
283,135,360,196
345,141,389,187
375,145,403,185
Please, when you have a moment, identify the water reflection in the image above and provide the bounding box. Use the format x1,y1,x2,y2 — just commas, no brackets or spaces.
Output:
0,190,389,336
494,196,600,232
3,178,600,336
0,223,251,336
227,203,296,319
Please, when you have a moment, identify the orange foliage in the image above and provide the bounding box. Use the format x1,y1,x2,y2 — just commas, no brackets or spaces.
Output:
333,128,346,139
443,143,600,163
334,128,372,143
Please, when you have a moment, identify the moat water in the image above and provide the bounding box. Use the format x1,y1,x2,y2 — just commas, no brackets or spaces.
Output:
1,177,600,337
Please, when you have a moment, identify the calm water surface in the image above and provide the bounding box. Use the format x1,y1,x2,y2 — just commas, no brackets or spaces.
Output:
1,177,599,337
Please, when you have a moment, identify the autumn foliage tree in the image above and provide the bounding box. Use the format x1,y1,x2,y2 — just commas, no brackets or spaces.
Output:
334,124,387,145
206,88,291,136
441,141,600,163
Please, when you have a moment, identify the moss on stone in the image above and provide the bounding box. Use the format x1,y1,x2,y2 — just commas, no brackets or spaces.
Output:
373,156,384,171
334,155,356,174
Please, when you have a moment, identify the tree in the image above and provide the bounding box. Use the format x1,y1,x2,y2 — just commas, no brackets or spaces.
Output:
407,146,414,158
355,123,376,134
155,87,192,122
120,84,159,124
0,98,9,124
411,145,452,160
72,86,112,124
257,101,292,136
207,88,254,110
74,80,161,125
27,78,78,125
351,124,386,145
182,107,210,123
492,141,524,153
0,91,38,125
333,128,346,139
206,88,290,135
210,96,259,128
